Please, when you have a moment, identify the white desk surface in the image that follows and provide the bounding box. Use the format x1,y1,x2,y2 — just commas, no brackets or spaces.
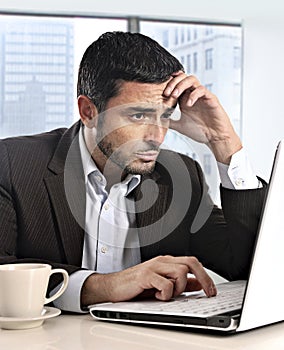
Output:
1,313,284,350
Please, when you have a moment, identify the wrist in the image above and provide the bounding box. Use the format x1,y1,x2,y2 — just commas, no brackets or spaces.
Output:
81,273,110,307
208,137,242,165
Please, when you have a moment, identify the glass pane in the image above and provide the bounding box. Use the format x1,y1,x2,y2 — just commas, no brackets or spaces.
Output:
0,15,127,138
140,21,242,203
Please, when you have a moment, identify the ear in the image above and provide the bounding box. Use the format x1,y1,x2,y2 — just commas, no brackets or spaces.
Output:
77,95,98,128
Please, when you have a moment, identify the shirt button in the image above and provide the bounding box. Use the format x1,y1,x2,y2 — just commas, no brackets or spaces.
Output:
235,178,244,187
95,174,103,182
104,203,110,210
101,246,108,254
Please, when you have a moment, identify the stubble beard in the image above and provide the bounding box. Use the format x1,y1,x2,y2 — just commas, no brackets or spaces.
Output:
96,137,158,176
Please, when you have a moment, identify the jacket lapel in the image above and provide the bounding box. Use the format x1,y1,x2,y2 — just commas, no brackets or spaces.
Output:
134,172,170,261
135,150,194,261
44,122,85,266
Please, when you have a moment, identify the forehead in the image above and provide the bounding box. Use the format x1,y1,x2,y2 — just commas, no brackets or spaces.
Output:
105,80,176,110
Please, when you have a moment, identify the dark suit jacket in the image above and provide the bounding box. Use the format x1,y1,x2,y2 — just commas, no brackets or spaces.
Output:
0,121,267,292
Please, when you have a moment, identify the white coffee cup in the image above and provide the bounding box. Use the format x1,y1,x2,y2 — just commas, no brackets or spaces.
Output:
0,263,69,318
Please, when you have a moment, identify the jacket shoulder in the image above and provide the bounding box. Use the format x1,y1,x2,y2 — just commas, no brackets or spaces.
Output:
0,127,69,174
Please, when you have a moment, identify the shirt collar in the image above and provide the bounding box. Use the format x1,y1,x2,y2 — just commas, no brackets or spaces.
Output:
78,125,141,195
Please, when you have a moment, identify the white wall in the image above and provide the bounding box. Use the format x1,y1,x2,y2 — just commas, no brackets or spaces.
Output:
1,0,284,180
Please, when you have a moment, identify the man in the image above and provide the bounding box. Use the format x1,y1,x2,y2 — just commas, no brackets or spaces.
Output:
0,32,266,313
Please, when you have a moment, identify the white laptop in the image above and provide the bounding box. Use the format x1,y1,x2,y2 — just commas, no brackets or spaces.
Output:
90,140,284,333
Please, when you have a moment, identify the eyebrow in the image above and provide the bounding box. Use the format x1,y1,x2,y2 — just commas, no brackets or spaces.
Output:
122,106,176,114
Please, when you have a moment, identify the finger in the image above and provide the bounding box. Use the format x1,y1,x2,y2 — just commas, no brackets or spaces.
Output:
149,274,175,300
148,260,189,297
164,75,200,98
184,257,217,297
181,85,210,107
156,256,216,297
171,70,184,77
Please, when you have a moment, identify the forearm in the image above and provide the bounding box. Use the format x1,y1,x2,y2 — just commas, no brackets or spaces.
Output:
81,273,110,306
207,131,242,165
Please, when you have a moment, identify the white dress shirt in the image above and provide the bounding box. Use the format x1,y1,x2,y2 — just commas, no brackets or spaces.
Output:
81,137,141,274
52,128,260,312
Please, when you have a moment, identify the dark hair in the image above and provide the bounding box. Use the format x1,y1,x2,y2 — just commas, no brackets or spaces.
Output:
77,31,184,112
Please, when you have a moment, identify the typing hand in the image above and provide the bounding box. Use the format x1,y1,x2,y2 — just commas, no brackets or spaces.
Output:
81,255,217,306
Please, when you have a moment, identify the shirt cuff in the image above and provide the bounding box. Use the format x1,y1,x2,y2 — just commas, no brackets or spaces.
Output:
217,148,261,190
50,270,95,313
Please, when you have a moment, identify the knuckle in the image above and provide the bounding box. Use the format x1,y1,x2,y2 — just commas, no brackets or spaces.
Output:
177,264,189,275
154,255,172,262
153,255,164,263
188,256,201,267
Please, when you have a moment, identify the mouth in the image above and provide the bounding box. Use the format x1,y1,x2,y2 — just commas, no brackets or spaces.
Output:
134,151,159,162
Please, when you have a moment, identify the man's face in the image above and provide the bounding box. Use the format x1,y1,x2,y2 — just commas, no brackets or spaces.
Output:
95,80,177,175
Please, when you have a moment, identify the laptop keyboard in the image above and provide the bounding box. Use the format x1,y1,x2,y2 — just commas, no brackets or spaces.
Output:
135,280,246,317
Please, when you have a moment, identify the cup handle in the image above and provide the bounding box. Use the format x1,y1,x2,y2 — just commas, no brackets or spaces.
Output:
44,268,69,305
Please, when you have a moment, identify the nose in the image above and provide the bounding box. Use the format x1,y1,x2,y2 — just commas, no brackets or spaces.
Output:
144,122,167,147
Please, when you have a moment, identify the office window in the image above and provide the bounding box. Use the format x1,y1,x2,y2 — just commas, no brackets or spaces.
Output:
181,27,185,43
0,15,127,138
186,54,191,74
174,27,179,45
234,46,241,69
187,28,191,41
205,48,213,70
162,30,169,48
193,52,198,73
205,83,213,92
205,26,213,36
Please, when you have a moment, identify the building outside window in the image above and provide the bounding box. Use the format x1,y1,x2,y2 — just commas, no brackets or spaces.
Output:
0,18,74,136
186,54,191,73
0,15,127,138
193,52,198,73
174,27,179,45
205,83,213,92
162,30,169,48
205,48,213,70
187,27,191,41
234,46,241,69
181,27,185,43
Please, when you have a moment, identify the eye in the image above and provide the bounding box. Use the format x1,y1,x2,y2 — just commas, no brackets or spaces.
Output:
129,113,145,121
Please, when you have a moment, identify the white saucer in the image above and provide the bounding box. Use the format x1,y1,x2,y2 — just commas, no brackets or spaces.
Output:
0,306,61,330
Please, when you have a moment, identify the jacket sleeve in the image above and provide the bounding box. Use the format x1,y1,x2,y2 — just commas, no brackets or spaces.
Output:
188,159,267,280
0,141,82,292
